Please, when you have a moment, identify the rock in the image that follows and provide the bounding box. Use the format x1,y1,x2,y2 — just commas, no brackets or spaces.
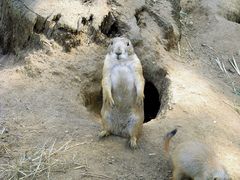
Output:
0,0,38,54
46,49,53,56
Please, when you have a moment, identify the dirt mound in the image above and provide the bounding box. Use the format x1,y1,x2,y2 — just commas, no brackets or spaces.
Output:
0,0,180,54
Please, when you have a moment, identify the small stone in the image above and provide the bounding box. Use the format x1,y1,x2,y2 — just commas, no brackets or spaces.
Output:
73,76,81,83
213,121,217,123
52,71,61,76
149,153,156,156
237,50,240,56
188,21,193,25
16,68,21,73
5,128,9,133
46,49,53,56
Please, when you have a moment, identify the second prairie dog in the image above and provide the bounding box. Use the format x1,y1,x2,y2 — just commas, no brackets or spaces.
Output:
164,129,230,180
100,37,145,148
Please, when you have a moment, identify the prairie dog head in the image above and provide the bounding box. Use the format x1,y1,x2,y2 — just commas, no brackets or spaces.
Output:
205,167,230,180
212,170,230,180
108,37,134,61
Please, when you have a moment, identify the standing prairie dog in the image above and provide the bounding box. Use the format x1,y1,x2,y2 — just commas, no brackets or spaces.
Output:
100,37,145,148
164,129,230,180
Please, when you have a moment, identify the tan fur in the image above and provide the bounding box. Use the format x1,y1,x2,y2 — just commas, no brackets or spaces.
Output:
164,129,230,180
100,37,145,148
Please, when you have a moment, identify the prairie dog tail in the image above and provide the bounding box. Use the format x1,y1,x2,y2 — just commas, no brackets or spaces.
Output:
164,128,177,155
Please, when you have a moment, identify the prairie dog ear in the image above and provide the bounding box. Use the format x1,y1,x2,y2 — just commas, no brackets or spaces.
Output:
109,39,113,46
107,39,113,53
127,40,135,55
120,34,128,39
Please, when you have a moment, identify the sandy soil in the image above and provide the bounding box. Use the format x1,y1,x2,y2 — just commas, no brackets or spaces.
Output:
0,0,240,179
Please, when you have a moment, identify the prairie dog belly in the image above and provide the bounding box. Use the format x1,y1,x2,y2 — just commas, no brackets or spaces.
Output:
111,65,136,106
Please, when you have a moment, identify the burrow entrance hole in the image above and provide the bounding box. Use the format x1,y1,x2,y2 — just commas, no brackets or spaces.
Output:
82,64,170,123
100,12,129,38
144,81,161,122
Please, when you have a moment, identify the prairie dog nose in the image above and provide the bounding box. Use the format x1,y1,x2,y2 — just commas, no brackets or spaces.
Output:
116,52,122,56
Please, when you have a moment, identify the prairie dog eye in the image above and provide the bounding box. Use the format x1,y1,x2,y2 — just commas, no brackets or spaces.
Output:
127,42,130,46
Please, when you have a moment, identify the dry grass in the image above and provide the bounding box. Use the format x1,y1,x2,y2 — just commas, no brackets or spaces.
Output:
214,57,238,93
229,56,240,76
0,140,111,179
233,100,240,115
